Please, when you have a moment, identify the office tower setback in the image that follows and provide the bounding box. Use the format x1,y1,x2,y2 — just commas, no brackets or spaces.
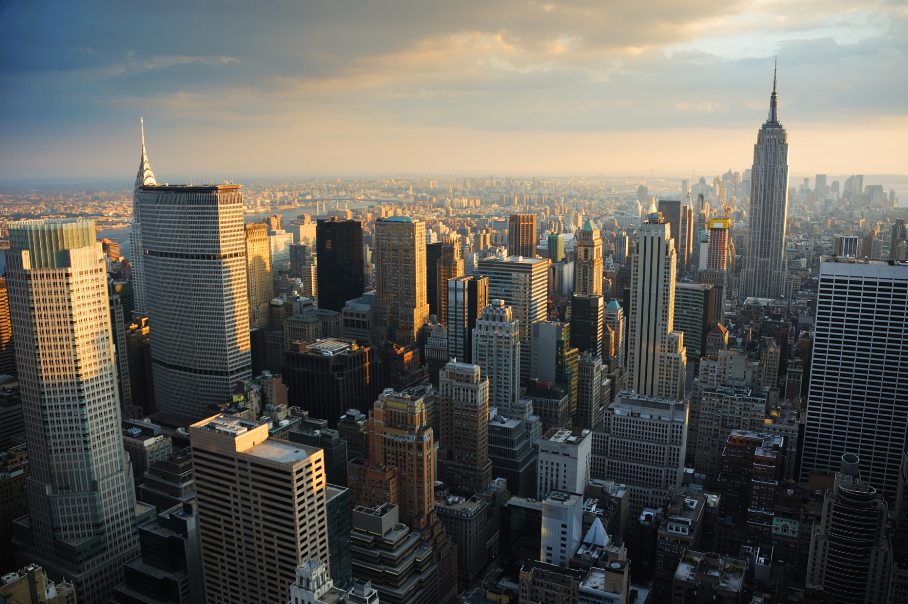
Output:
284,338,381,427
110,501,204,604
477,255,550,382
800,260,908,499
592,392,688,516
537,427,591,499
138,184,251,420
131,118,155,315
435,235,464,326
625,206,687,400
806,456,892,604
7,219,140,604
317,219,365,313
373,217,429,345
570,295,604,358
508,214,537,257
352,388,458,603
245,223,273,330
287,560,348,604
472,300,521,413
547,233,565,263
740,69,790,299
437,362,492,496
574,220,603,296
190,415,329,604
350,503,438,604
446,275,488,363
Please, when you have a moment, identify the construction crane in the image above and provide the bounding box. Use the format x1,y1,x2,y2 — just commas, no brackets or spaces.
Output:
716,176,730,220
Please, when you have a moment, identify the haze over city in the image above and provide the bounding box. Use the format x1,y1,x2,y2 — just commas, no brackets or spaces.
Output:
2,0,907,180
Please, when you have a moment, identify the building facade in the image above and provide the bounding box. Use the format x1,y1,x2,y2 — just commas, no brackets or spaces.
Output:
137,184,252,419
373,217,429,345
189,415,329,604
437,362,492,496
740,70,790,299
316,219,364,313
800,260,908,499
7,220,141,604
245,223,273,330
477,255,550,382
574,220,603,296
625,206,687,400
508,214,537,258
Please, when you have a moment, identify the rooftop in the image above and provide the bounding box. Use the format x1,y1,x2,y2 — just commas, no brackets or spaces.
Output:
246,439,320,464
541,427,590,444
194,415,263,437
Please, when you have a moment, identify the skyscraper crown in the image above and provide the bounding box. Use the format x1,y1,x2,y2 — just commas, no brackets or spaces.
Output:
765,60,782,129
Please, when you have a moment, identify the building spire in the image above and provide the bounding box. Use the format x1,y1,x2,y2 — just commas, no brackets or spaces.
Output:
767,59,780,126
135,117,157,198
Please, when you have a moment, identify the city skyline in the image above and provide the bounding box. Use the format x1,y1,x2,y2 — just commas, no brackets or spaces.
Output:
2,1,907,179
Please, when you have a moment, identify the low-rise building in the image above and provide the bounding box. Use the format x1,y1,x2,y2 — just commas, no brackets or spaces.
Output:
671,551,746,604
0,564,76,604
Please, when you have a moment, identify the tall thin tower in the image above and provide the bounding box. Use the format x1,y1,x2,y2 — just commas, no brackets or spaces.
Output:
574,220,603,296
138,184,252,419
8,220,140,604
625,203,687,400
740,65,790,299
131,118,156,316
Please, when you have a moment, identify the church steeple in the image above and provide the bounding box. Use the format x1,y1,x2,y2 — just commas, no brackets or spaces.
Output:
134,117,157,201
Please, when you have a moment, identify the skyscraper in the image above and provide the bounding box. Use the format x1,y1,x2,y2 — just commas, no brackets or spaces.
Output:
673,282,716,365
574,220,603,296
131,118,156,316
477,254,550,382
436,234,464,326
245,222,273,330
547,233,565,263
603,299,626,369
0,278,15,377
138,184,252,420
373,217,429,345
190,415,329,603
472,300,521,413
657,200,682,260
7,219,140,604
446,275,488,363
508,214,537,257
625,205,687,400
706,218,729,272
800,260,908,499
437,361,492,496
316,219,364,313
740,68,790,299
570,295,604,358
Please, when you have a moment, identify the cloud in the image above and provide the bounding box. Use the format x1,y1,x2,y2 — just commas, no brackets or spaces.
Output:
0,0,905,178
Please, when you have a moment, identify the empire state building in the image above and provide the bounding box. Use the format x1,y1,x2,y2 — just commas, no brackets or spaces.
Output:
740,67,790,299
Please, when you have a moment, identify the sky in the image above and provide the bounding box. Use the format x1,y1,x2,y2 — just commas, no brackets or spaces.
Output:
1,0,906,181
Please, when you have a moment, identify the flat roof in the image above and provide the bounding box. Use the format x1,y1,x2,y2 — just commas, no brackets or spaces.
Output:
246,439,320,464
139,184,241,191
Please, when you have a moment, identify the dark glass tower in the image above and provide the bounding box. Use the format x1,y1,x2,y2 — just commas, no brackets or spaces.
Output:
316,219,364,312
